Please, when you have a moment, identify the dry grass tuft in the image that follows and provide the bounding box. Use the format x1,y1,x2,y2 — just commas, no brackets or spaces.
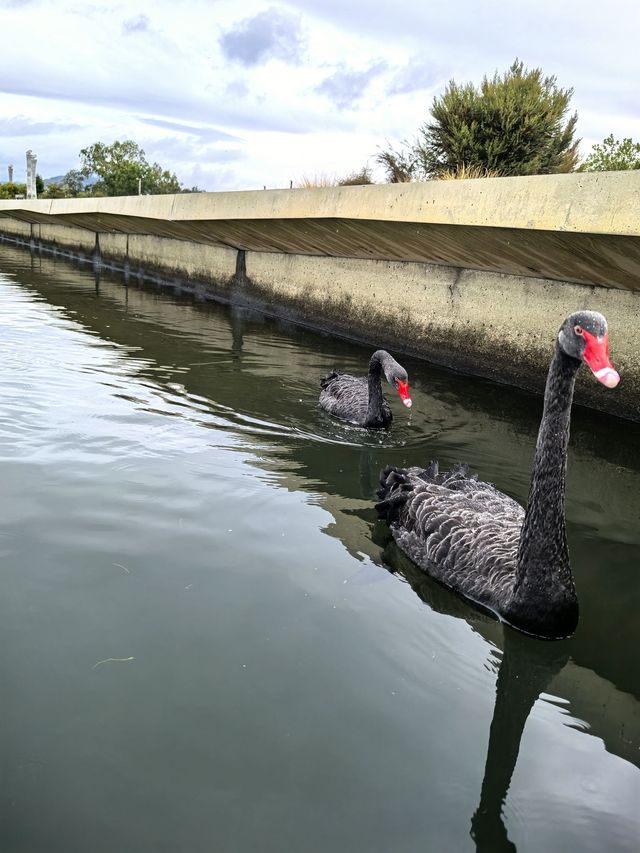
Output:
294,174,338,188
337,166,374,186
435,164,504,180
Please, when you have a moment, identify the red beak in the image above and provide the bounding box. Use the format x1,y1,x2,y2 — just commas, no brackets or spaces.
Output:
397,380,412,408
582,330,620,388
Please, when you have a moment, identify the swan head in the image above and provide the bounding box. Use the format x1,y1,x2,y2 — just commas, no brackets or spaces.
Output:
558,311,620,388
395,376,412,408
378,351,412,407
388,368,412,408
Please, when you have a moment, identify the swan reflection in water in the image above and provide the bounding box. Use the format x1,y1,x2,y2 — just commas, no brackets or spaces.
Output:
469,631,568,853
378,529,570,853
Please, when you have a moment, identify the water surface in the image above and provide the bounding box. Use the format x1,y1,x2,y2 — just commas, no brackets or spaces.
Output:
0,244,638,853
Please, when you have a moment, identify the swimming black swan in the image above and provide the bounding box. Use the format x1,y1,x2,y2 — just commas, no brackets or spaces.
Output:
320,350,412,428
376,311,619,639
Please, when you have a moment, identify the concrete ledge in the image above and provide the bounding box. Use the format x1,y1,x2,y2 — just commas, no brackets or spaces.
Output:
1,171,639,234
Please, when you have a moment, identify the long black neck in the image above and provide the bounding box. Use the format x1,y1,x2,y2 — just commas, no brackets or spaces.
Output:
366,352,386,425
508,345,580,637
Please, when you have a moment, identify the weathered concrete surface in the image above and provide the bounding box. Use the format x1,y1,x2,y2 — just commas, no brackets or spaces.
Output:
1,171,639,420
243,252,640,419
100,233,237,288
2,170,639,232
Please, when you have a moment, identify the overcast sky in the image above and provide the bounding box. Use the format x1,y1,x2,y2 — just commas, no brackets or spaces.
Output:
0,0,637,190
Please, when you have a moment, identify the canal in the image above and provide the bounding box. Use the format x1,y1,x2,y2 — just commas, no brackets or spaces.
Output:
0,242,638,852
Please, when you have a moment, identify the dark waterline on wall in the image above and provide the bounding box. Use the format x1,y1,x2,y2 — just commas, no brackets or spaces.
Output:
0,243,638,852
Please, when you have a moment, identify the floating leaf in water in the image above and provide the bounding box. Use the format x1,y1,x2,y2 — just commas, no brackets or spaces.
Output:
92,656,135,669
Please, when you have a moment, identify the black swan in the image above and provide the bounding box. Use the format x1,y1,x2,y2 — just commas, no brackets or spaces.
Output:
376,311,619,639
319,349,412,429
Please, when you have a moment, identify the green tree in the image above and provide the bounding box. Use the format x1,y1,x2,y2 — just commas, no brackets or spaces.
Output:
78,140,182,196
578,134,640,171
35,174,45,194
377,60,579,181
42,182,71,199
62,169,86,196
0,182,27,199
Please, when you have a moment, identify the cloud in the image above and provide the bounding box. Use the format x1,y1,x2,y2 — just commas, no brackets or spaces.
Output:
122,14,150,34
139,117,241,143
144,134,246,164
0,115,84,136
0,0,637,192
316,61,387,110
225,80,250,99
0,71,311,135
219,7,304,66
388,58,441,95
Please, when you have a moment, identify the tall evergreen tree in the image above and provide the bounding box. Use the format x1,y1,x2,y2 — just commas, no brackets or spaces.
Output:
378,60,579,180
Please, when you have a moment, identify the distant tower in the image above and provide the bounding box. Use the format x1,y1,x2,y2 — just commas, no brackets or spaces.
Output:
26,150,38,199
8,164,13,183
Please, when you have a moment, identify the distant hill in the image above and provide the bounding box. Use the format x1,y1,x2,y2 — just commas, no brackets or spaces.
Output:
43,174,98,187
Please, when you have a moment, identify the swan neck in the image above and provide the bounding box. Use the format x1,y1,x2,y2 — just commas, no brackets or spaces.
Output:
511,345,580,630
366,352,385,423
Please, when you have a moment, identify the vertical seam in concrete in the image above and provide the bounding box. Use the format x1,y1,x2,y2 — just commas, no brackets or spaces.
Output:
449,267,463,307
236,249,247,284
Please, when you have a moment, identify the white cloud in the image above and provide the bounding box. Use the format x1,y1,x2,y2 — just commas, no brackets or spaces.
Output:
0,0,637,189
316,61,388,110
122,13,150,34
219,7,305,66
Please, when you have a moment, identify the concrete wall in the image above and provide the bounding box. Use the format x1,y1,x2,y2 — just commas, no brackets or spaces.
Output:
2,173,640,290
1,172,639,420
242,251,640,418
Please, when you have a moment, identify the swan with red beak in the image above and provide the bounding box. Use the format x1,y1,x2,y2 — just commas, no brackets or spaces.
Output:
320,349,412,429
377,310,620,640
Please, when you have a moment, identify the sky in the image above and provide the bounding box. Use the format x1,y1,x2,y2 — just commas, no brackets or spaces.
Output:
0,0,638,191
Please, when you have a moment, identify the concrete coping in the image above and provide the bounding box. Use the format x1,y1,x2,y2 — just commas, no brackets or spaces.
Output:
0,171,639,237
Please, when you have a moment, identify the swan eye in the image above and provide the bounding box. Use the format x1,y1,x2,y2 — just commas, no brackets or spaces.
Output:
574,325,584,336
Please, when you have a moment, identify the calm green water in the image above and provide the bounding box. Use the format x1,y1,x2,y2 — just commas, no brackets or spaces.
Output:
0,243,638,853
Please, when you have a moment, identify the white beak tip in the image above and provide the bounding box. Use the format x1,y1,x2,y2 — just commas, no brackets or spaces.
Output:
594,367,620,388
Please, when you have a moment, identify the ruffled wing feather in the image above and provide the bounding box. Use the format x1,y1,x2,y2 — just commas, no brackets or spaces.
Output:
377,462,524,612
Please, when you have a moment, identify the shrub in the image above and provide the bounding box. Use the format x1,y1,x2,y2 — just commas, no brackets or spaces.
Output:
377,59,579,181
337,166,374,186
578,135,640,171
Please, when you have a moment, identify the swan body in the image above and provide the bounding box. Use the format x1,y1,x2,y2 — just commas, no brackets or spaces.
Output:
320,349,412,429
377,311,619,639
